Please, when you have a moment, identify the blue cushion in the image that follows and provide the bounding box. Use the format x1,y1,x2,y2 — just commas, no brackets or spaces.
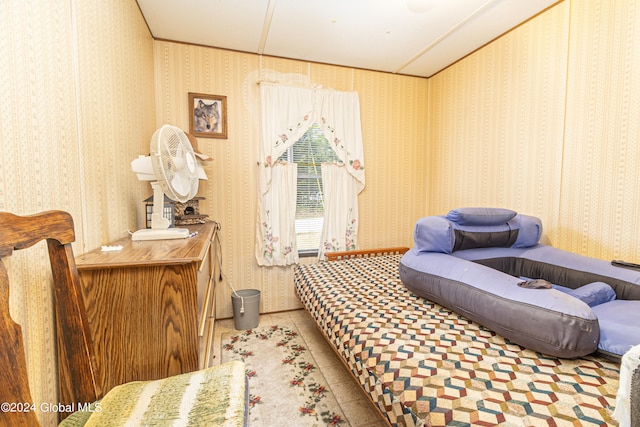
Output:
446,207,517,226
510,214,543,248
566,281,616,307
414,212,542,253
414,216,454,254
593,300,640,356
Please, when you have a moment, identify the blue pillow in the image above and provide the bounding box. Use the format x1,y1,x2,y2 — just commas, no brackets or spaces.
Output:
510,214,543,248
446,207,517,226
414,216,454,254
566,282,616,307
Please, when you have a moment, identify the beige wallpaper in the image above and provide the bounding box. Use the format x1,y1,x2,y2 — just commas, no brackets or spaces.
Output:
153,42,429,319
1,3,78,423
559,0,640,260
428,0,640,262
427,2,570,238
1,0,155,425
74,0,157,248
2,0,640,425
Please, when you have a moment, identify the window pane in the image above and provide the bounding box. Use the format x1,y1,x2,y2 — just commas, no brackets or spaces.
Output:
277,123,339,251
295,217,324,251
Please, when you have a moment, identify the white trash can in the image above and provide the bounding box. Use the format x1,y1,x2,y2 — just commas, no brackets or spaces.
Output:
231,289,261,330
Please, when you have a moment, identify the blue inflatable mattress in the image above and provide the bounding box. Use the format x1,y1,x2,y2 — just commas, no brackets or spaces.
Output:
399,207,640,359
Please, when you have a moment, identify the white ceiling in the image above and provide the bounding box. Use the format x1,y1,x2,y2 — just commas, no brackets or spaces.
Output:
137,0,561,78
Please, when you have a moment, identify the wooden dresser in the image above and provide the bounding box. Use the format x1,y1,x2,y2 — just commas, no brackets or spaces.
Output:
74,221,217,395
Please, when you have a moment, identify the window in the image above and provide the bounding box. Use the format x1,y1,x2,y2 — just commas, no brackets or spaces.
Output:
277,123,340,254
256,84,364,266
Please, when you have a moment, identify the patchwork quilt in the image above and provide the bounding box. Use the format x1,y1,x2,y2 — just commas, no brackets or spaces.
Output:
294,254,621,427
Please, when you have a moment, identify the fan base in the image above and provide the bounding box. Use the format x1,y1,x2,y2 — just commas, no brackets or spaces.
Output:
131,227,190,241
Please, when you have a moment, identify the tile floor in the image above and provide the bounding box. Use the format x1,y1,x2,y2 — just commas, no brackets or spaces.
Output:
211,309,388,427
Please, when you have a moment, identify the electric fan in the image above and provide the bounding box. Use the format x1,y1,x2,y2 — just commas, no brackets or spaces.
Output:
130,125,199,241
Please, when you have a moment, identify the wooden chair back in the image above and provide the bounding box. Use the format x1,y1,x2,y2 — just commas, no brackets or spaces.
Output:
0,211,101,426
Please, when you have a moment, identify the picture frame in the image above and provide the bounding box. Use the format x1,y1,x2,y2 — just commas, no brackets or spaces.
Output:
188,92,227,139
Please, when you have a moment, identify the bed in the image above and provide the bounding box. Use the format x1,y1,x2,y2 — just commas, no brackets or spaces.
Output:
294,248,621,427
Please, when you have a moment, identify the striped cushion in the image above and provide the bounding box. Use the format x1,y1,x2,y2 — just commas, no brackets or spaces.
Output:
60,361,247,427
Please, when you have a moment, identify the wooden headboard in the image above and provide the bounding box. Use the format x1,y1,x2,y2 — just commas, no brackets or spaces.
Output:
325,247,409,262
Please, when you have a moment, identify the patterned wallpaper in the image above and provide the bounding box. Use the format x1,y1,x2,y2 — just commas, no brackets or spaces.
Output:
428,0,640,261
559,0,640,260
1,3,79,423
2,0,639,424
74,0,157,246
428,2,570,239
1,0,155,424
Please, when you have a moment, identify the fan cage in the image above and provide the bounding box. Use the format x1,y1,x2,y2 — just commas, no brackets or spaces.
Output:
150,125,199,203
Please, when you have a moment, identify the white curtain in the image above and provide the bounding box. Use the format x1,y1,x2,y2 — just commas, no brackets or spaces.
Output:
255,162,298,266
255,83,365,266
318,163,360,259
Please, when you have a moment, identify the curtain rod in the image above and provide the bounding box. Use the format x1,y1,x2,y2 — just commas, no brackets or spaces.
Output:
256,79,279,85
255,80,326,91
